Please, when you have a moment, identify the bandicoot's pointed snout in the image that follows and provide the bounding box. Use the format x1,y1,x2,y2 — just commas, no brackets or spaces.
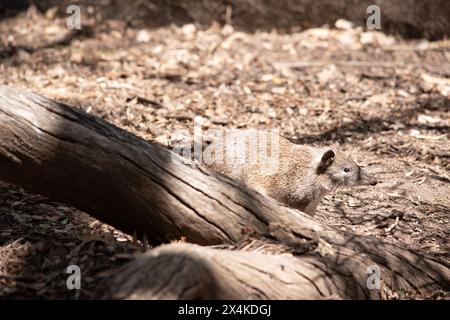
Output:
360,169,378,186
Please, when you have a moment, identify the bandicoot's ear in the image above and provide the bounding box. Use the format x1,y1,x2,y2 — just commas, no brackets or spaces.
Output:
317,149,335,173
321,149,335,167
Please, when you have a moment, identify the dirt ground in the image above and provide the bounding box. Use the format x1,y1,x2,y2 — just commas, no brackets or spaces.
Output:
0,7,449,299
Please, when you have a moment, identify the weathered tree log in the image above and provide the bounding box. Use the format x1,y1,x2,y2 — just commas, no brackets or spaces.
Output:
103,242,448,299
0,85,449,299
104,243,345,299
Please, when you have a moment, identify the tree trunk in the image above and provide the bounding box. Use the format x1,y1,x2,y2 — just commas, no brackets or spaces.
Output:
0,85,449,299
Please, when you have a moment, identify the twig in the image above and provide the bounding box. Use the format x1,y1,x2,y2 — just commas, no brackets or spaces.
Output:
127,95,164,109
385,216,400,233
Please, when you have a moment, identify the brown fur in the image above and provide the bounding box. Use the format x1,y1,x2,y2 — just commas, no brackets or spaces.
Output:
203,130,377,216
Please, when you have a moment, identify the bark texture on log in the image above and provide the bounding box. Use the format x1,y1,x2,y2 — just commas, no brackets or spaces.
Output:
0,85,449,299
105,243,344,299
103,242,448,299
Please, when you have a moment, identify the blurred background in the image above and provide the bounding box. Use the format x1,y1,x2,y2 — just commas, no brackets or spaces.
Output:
1,0,449,38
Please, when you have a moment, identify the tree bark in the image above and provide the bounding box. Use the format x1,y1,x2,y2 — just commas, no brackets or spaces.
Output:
0,85,449,299
103,242,448,299
103,243,348,299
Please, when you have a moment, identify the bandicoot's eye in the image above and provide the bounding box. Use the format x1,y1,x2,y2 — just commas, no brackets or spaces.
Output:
344,167,351,173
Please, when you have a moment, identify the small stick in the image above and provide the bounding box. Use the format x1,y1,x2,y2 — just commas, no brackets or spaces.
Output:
385,216,400,233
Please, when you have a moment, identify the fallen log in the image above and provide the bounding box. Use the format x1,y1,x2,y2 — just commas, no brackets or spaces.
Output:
0,86,449,299
103,241,448,299
104,243,346,299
